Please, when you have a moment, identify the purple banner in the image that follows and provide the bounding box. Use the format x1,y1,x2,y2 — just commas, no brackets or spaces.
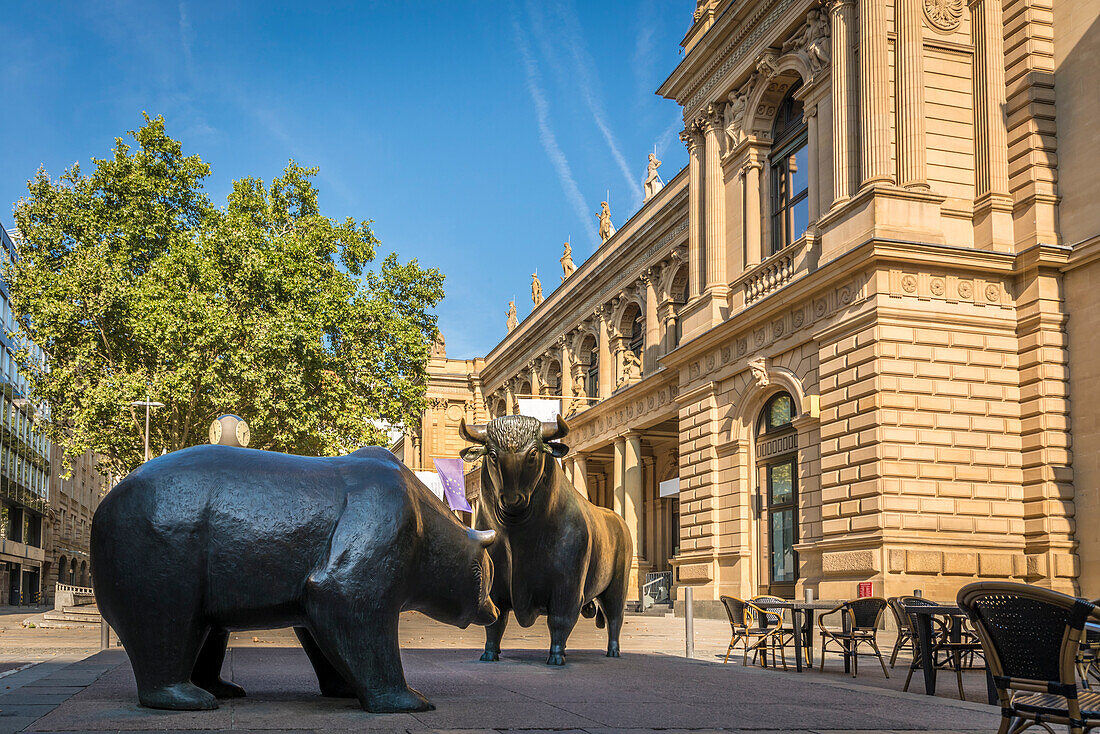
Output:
434,458,473,512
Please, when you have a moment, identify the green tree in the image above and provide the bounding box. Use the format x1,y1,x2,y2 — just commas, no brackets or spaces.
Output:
10,114,444,475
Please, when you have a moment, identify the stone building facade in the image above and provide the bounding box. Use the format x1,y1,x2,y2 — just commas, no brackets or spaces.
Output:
404,0,1100,614
42,446,106,604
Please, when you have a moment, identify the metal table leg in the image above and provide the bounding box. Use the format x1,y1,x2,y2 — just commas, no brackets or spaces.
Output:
914,613,937,695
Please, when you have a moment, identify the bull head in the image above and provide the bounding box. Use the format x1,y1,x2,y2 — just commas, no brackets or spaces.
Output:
459,414,571,516
459,414,570,462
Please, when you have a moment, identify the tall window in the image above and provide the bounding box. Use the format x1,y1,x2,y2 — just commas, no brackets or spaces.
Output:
586,344,599,398
629,311,644,358
769,83,809,255
757,392,798,596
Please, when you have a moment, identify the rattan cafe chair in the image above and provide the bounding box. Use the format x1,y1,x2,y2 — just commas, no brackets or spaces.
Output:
818,596,891,678
720,595,789,667
888,595,925,668
751,594,805,669
959,581,1100,734
900,596,981,700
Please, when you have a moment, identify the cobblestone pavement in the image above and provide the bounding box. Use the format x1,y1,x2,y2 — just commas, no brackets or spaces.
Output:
0,611,1001,733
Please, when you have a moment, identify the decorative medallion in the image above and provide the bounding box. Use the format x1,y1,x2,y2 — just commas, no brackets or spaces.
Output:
986,284,1001,302
755,328,766,346
923,0,963,32
901,274,918,293
737,338,747,356
707,354,716,370
957,281,973,300
814,299,828,317
930,278,946,296
721,346,731,363
792,308,805,328
773,320,784,338
839,286,853,305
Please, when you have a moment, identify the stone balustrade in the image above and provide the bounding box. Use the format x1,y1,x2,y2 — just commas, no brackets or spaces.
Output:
742,251,796,304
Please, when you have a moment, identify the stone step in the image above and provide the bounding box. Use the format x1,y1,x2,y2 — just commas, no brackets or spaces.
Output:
42,606,102,623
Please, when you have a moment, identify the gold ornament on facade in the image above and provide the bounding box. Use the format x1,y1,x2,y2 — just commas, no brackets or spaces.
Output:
923,0,964,32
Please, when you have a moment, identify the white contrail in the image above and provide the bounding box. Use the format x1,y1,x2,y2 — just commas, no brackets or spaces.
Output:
529,1,643,211
513,19,600,246
178,1,194,78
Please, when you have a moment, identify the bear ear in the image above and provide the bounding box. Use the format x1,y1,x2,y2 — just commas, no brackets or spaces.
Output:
460,445,488,463
543,441,569,459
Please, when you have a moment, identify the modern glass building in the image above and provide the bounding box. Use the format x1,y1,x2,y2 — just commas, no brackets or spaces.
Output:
0,224,50,605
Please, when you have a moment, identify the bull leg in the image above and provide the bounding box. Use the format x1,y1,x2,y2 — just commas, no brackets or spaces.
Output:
294,627,354,698
191,629,246,699
599,583,628,658
305,607,432,713
546,597,582,666
480,607,510,662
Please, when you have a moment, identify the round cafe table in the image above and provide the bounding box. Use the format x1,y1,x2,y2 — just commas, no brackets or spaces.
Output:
755,600,847,673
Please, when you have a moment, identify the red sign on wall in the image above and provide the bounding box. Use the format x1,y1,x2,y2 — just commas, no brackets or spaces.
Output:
857,581,873,598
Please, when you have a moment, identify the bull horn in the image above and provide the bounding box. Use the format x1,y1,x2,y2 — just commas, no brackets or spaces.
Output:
541,414,569,442
459,418,488,444
468,528,496,547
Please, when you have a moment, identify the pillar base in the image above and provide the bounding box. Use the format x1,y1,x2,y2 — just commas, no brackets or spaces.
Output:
678,288,730,341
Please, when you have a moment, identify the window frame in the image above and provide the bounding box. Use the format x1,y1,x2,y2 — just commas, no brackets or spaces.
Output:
768,85,809,256
756,391,800,597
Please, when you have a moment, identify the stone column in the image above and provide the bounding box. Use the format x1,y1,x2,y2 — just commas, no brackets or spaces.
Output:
858,0,893,186
702,107,727,294
528,361,541,398
680,124,705,298
660,301,678,355
896,0,928,188
806,103,821,221
505,380,517,415
970,0,1014,249
563,457,574,484
613,436,626,516
597,308,612,398
419,410,433,469
642,268,660,374
743,156,764,265
470,376,488,423
643,455,656,564
573,452,589,499
830,0,858,203
624,432,644,600
559,335,573,411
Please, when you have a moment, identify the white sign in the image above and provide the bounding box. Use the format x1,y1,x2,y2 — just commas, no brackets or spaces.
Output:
414,470,445,503
518,398,561,423
659,477,680,498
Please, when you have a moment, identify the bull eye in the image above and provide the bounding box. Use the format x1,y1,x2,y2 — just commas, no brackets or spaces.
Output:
527,452,537,464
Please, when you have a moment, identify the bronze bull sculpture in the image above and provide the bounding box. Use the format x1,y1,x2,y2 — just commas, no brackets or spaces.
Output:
460,414,632,665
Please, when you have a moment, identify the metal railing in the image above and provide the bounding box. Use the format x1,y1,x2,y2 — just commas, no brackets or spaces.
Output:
640,571,672,611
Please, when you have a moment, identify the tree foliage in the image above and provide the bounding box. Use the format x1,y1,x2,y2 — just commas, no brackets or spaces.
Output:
10,114,444,475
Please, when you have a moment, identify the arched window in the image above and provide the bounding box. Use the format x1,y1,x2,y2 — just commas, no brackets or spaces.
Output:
586,343,599,399
756,391,798,596
769,83,809,255
629,310,644,357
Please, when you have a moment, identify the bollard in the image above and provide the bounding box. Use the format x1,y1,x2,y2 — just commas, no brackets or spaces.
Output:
914,588,923,597
100,618,109,650
685,586,694,659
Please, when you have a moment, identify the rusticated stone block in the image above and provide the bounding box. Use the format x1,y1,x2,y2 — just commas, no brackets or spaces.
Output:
906,550,943,575
822,549,878,575
678,563,712,583
978,554,1013,577
1055,553,1079,578
888,548,906,573
943,552,978,575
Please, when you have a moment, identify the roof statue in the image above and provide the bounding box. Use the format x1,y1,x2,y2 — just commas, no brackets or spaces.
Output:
560,242,576,281
506,301,518,332
431,330,446,359
596,201,616,242
531,272,543,306
643,153,664,202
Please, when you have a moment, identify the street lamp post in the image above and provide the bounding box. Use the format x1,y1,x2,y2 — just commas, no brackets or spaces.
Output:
131,396,165,462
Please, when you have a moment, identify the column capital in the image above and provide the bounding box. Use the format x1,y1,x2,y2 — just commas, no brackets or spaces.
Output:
702,103,724,135
679,125,704,152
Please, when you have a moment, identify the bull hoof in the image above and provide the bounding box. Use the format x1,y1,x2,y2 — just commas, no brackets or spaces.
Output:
362,686,435,713
546,652,566,666
196,678,247,699
480,650,500,662
139,682,219,711
606,641,621,658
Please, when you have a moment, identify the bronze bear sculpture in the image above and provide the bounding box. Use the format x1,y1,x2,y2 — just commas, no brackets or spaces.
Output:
460,414,632,665
91,444,498,713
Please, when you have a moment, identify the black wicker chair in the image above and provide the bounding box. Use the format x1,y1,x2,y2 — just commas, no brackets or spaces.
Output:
750,595,802,669
818,597,891,678
900,596,982,700
888,595,925,668
720,595,789,667
958,581,1100,734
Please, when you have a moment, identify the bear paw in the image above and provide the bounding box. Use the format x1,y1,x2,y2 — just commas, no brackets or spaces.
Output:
196,678,246,699
139,682,218,711
362,686,435,713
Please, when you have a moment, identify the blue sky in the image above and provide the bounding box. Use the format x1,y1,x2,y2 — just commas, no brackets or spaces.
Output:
0,1,693,359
